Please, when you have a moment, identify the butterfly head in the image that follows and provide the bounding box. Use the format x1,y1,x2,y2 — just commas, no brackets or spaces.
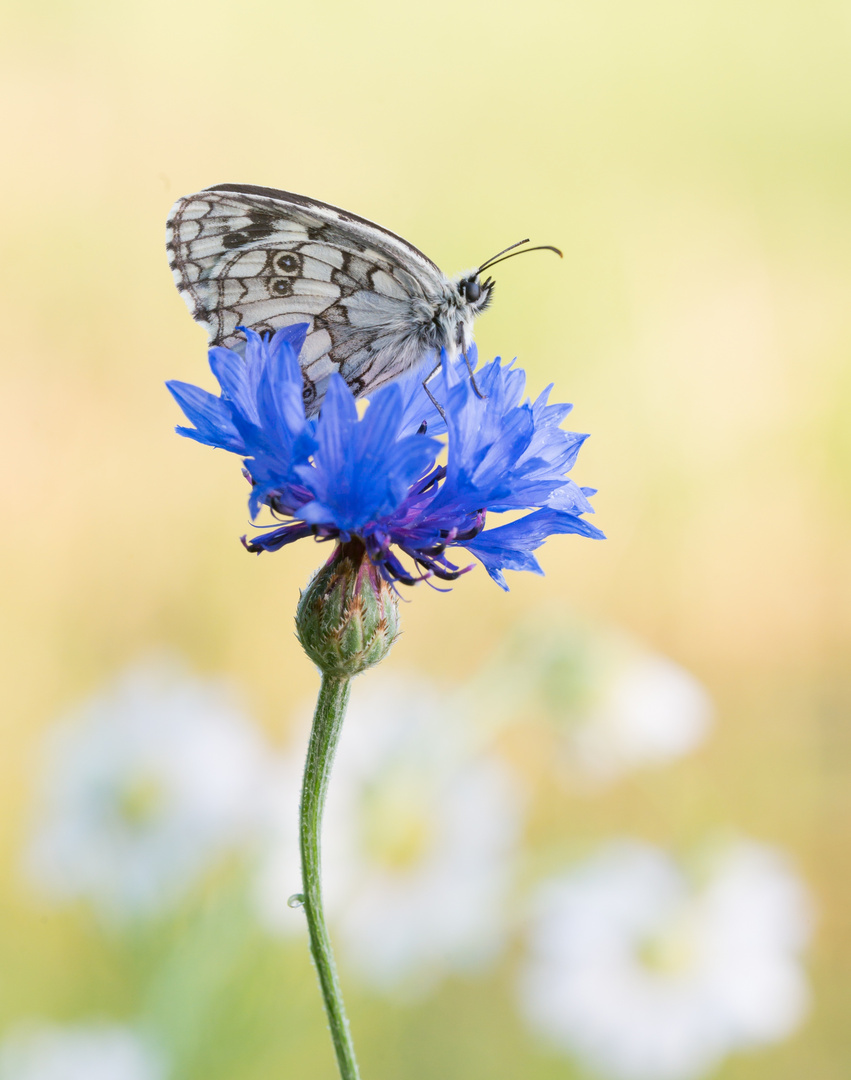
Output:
456,273,495,312
440,272,495,355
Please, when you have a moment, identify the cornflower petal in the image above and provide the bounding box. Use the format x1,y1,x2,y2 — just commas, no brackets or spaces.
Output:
545,478,597,515
208,346,258,426
298,379,440,532
462,508,606,590
166,380,244,452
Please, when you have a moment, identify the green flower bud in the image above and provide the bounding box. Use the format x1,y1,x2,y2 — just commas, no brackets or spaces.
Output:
296,540,400,678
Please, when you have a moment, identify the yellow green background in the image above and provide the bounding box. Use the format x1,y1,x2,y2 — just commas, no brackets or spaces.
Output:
1,0,849,1077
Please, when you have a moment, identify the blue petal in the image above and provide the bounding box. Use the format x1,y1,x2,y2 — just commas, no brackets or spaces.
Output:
546,478,597,515
460,507,605,589
269,322,309,355
166,380,244,451
257,338,309,442
302,379,439,531
208,347,258,424
316,374,359,469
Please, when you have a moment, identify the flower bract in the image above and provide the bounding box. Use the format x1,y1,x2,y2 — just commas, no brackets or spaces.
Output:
167,325,603,588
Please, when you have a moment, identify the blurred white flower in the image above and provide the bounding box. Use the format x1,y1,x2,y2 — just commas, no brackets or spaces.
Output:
0,1022,165,1080
518,839,814,1080
254,671,526,997
26,656,269,920
474,622,713,783
567,644,713,781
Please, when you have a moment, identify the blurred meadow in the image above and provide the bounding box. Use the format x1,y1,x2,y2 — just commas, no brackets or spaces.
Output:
2,0,850,1078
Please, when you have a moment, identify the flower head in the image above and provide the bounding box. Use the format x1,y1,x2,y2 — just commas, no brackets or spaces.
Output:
167,326,603,588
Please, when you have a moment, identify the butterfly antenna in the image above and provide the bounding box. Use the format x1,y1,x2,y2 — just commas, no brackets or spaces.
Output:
478,244,563,273
477,239,531,273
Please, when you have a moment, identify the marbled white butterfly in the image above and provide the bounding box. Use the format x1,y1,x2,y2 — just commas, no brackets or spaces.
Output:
166,183,560,413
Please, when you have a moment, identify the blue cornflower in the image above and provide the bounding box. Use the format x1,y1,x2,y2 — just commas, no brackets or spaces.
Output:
167,325,604,588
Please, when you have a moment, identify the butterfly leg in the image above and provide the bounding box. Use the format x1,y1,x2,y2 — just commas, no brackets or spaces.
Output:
463,352,485,400
421,371,449,421
421,358,447,424
420,349,486,424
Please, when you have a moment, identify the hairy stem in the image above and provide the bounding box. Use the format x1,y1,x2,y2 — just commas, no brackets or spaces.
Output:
299,673,360,1080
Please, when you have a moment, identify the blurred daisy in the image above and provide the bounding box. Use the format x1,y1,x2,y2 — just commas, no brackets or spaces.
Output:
518,839,813,1080
565,640,712,782
474,623,712,783
254,672,526,997
26,657,268,921
0,1022,166,1080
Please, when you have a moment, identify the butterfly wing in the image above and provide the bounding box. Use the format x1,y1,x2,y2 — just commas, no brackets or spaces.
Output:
166,184,450,408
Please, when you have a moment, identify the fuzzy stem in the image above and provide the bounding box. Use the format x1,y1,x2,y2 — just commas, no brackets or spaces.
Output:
299,673,360,1080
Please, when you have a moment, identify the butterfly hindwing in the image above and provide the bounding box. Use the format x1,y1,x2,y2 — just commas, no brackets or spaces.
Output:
166,185,448,408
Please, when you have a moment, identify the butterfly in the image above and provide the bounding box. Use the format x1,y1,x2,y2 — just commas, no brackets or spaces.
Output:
166,183,561,413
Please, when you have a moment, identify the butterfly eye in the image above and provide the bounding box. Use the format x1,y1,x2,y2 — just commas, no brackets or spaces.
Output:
465,279,481,303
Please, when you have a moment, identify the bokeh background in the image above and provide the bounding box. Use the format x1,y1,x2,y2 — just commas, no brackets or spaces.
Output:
2,1,850,1078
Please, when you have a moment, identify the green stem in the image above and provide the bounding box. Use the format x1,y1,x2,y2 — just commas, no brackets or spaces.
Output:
299,673,360,1080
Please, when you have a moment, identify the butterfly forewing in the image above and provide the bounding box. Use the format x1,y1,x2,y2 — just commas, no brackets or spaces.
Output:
166,185,453,409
